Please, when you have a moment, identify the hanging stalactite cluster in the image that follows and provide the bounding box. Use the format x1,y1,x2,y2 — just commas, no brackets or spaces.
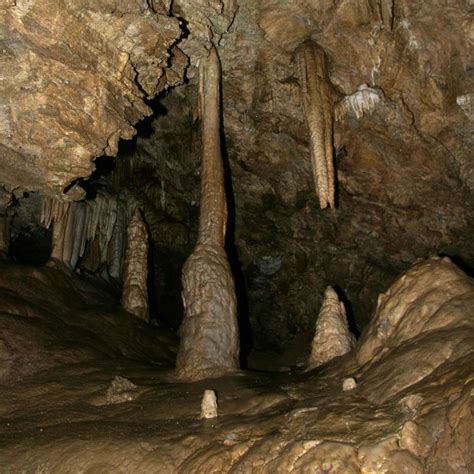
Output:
41,193,128,278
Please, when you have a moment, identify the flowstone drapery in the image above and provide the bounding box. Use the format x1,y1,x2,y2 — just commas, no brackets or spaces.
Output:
175,46,239,381
296,41,336,209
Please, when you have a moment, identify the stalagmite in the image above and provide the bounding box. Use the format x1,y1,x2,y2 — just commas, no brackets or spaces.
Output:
296,41,335,209
175,46,239,380
343,377,357,391
121,209,149,322
308,287,356,369
200,390,218,419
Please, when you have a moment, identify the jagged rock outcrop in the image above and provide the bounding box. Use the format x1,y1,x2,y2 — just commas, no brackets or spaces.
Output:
172,0,239,69
121,209,149,322
0,0,185,199
308,286,355,369
176,47,239,380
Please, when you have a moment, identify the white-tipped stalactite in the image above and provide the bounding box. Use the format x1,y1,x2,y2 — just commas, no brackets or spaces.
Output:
335,84,381,121
121,208,149,322
296,41,336,209
175,46,239,381
308,287,356,369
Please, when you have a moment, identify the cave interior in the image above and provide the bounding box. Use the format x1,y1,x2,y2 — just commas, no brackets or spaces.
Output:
0,0,473,472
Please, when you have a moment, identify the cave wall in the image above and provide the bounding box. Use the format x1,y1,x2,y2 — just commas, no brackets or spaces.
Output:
0,0,472,358
222,0,473,351
118,0,473,355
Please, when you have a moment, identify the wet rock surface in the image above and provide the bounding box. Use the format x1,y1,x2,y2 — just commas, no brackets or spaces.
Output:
0,257,472,472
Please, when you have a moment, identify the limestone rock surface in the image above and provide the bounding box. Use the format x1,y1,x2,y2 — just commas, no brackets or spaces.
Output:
0,0,183,199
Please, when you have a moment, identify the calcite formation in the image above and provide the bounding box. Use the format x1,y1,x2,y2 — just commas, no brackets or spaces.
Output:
0,0,183,199
122,209,149,322
0,257,471,472
308,286,355,369
200,389,218,419
176,46,239,380
356,256,474,369
0,0,472,470
41,194,125,274
342,377,357,391
296,41,336,209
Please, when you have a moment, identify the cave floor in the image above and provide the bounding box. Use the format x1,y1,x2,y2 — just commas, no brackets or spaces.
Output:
0,258,472,472
0,357,401,472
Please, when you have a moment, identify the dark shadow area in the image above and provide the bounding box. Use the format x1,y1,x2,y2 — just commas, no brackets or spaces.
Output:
334,285,360,338
220,116,253,368
9,227,52,265
8,192,52,266
62,98,171,200
441,254,474,278
152,247,188,331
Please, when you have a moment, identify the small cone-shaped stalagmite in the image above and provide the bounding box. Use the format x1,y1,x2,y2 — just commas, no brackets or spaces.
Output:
308,287,355,369
296,41,335,209
176,46,239,380
122,209,149,322
200,390,218,419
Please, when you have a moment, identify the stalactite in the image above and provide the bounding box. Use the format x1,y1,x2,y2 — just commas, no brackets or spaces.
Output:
308,287,356,369
296,41,335,209
335,85,381,121
41,193,127,275
175,46,239,381
121,208,149,322
368,0,394,29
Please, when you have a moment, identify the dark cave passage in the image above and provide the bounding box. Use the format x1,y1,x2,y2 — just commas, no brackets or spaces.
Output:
8,193,52,266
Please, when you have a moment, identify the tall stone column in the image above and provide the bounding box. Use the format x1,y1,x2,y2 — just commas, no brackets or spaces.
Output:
176,46,239,380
